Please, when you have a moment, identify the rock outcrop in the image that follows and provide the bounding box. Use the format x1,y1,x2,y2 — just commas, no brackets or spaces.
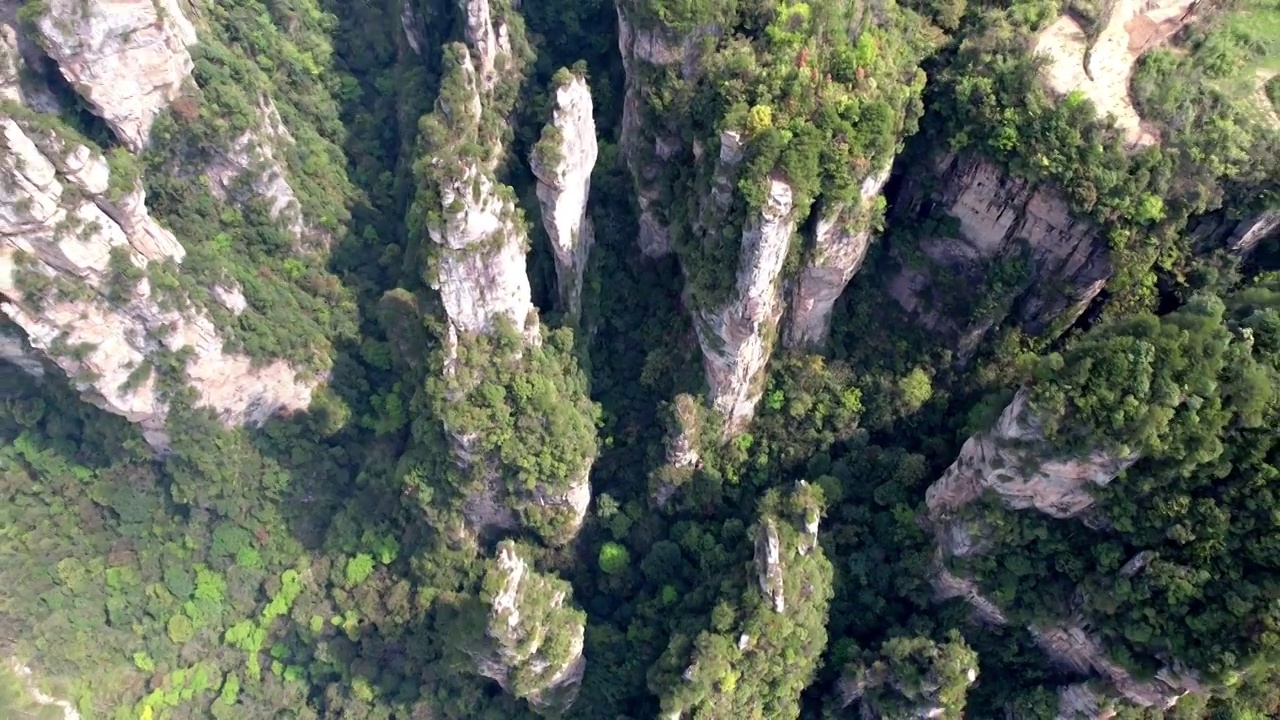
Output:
401,0,423,55
0,322,44,377
32,0,198,151
418,24,595,544
460,0,514,94
925,389,1138,519
889,153,1111,358
924,391,1198,713
0,111,315,450
837,633,979,720
531,73,597,321
692,132,799,436
615,5,717,257
1031,625,1200,712
205,97,314,245
425,48,537,341
650,393,706,508
754,519,786,613
471,542,586,715
786,167,891,349
657,485,832,720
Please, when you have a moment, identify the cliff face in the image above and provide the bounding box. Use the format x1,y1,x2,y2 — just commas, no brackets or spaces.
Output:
0,5,322,450
531,74,597,321
786,168,891,349
32,0,197,152
890,153,1111,358
695,168,798,437
924,391,1195,713
925,390,1138,519
615,6,716,258
425,49,537,340
472,542,586,715
0,111,314,449
416,7,595,544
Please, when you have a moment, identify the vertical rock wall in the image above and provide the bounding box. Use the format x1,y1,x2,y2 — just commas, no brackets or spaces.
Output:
889,153,1111,358
471,542,587,714
786,168,892,349
615,5,717,258
33,0,198,151
531,73,598,321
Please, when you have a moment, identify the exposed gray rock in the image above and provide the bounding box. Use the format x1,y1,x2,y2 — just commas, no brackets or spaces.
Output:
925,389,1138,519
33,0,197,151
693,133,799,436
615,6,718,257
459,0,513,94
786,167,891,349
890,153,1111,358
755,519,786,613
0,113,316,451
531,73,597,321
205,97,313,245
471,542,586,715
401,0,423,55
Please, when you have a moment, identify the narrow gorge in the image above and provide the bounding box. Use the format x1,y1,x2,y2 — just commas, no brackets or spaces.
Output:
0,0,1276,717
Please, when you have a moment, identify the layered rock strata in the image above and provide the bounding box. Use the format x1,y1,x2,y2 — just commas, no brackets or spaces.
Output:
889,153,1111,358
692,132,799,437
925,391,1197,712
0,111,315,450
531,73,597,321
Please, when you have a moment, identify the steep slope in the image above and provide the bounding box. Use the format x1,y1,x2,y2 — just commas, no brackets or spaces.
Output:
1,5,328,450
616,0,934,436
926,292,1280,713
404,0,598,545
468,542,587,714
531,69,598,322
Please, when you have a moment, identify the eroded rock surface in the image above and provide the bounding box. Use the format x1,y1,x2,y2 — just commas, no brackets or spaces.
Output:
786,167,890,349
615,6,718,257
693,133,799,436
925,389,1138,519
460,0,514,93
531,74,597,321
471,542,586,715
0,112,315,450
890,153,1111,358
425,50,537,340
924,390,1200,712
755,519,786,613
33,0,198,151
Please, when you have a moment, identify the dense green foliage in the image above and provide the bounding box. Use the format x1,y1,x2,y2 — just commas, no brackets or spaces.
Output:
406,320,600,545
4,0,1280,718
843,631,978,719
957,281,1280,684
622,0,937,308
